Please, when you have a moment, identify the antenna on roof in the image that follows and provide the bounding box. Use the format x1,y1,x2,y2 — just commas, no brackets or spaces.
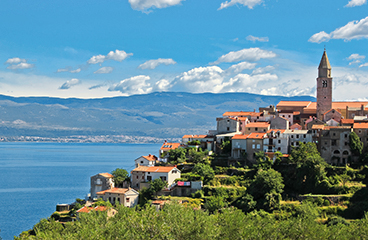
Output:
324,45,326,51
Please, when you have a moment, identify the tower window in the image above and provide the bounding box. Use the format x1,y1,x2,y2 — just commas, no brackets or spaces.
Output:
322,80,327,88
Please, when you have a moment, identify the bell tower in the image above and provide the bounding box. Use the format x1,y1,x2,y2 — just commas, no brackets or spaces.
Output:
316,49,332,120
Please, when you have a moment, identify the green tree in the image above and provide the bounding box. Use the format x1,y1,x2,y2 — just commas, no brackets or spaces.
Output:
349,132,363,156
221,140,231,154
188,148,209,164
254,151,273,170
192,163,215,184
111,168,129,187
168,148,187,163
204,196,227,213
150,178,167,196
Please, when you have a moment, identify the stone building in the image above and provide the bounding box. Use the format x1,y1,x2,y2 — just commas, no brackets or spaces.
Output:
90,173,114,200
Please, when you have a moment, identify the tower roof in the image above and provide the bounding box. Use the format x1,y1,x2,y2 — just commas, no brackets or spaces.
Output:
318,50,331,69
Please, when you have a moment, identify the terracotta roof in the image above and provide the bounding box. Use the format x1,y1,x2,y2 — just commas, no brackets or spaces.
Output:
303,102,317,110
132,166,177,173
232,134,249,140
237,117,250,121
353,122,368,129
182,135,209,139
143,154,158,161
76,206,92,213
96,187,130,195
246,122,270,128
311,125,328,130
223,111,262,117
341,119,354,124
94,206,108,212
99,173,114,178
332,102,368,109
247,132,266,139
293,111,300,115
277,101,312,107
323,108,342,115
160,143,181,150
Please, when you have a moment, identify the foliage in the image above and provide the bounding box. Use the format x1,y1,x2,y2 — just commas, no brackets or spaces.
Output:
204,196,227,213
150,178,167,195
168,148,187,163
192,163,215,184
111,168,129,187
138,187,155,206
188,148,210,164
187,140,201,145
92,198,113,207
221,140,231,154
349,132,363,156
254,151,273,170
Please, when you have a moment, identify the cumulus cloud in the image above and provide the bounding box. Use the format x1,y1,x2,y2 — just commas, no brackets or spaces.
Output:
108,75,152,96
309,16,368,43
138,58,176,70
129,0,184,11
348,53,365,60
218,0,263,10
155,79,171,91
246,35,269,42
220,73,278,93
211,47,276,65
171,66,224,93
94,67,114,74
70,68,81,73
5,58,26,64
345,0,366,7
59,78,80,90
360,63,368,68
87,50,133,64
226,61,257,74
7,62,34,70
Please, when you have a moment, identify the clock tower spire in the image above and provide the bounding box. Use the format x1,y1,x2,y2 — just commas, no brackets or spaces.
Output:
316,49,332,120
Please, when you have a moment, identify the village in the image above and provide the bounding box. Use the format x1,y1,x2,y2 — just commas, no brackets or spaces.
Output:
48,50,368,225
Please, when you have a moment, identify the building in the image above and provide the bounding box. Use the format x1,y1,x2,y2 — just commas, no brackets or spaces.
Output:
134,154,158,168
90,173,114,200
159,142,181,157
96,187,139,207
131,166,181,189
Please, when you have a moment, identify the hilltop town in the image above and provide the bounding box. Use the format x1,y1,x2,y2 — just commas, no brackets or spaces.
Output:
17,50,368,239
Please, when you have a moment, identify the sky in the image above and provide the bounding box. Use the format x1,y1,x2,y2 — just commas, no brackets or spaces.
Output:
1,0,368,100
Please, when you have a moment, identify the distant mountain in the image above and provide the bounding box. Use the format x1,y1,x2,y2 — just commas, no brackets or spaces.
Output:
0,92,315,139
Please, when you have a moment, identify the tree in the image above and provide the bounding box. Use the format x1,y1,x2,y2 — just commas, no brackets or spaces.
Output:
150,178,167,196
111,168,129,187
168,148,187,163
254,151,273,170
188,148,209,164
349,132,363,156
221,140,231,154
192,163,215,184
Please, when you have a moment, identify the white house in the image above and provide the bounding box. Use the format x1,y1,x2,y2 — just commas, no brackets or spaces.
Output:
96,187,139,208
134,154,157,168
90,173,114,200
131,166,181,189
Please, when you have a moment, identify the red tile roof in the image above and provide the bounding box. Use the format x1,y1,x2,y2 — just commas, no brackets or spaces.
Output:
182,135,208,139
290,123,302,130
96,187,130,195
132,166,177,173
160,143,181,150
76,206,92,213
143,154,158,161
246,122,270,128
277,101,312,107
247,132,266,139
99,173,114,178
341,119,354,124
353,122,368,129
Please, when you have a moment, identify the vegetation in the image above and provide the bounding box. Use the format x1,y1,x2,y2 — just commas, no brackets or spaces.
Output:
111,168,129,187
349,132,363,156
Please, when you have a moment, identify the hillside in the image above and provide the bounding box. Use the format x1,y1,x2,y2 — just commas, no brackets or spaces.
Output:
0,92,315,140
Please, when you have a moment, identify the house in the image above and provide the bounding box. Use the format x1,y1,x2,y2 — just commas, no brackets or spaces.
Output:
96,187,139,207
244,122,270,134
134,154,158,168
159,142,181,158
263,129,289,154
290,123,302,130
284,130,313,149
231,132,267,164
131,166,181,189
353,122,368,151
270,116,289,130
182,134,214,151
76,206,117,220
216,117,240,134
90,173,114,200
324,109,342,123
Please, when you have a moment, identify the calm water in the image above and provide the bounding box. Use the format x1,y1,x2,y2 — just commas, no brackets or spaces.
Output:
0,142,161,240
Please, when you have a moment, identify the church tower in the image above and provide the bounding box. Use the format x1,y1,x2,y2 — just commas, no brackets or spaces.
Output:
316,50,332,120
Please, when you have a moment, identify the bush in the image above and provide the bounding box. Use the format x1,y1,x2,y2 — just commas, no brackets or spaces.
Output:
325,215,350,226
323,199,331,206
50,212,60,221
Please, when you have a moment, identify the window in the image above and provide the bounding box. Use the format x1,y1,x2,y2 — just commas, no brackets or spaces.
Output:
252,144,255,149
278,140,281,144
296,134,299,138
142,176,144,179
248,128,250,131
160,176,167,181
136,176,138,179
303,134,306,138
291,135,294,138
118,198,120,202
141,161,143,163
325,141,327,145
126,198,130,202
255,128,258,131
345,142,348,146
227,127,230,131
345,134,348,138
278,147,281,151
288,115,291,118
332,140,337,146
257,144,260,149
147,176,152,181
257,116,259,119
333,133,336,136
296,142,299,146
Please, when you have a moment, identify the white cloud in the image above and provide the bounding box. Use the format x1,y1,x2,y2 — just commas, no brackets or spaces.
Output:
70,68,81,73
171,66,224,93
155,79,171,91
129,0,184,11
57,67,81,73
5,58,26,64
211,47,276,65
138,58,176,70
59,78,80,89
6,62,34,70
349,60,362,65
87,50,133,64
252,65,275,75
246,35,269,42
308,31,331,43
359,63,368,68
226,61,257,74
89,83,106,90
347,53,365,60
345,0,366,7
108,75,152,96
309,16,368,43
94,67,114,74
218,0,262,10
220,73,278,93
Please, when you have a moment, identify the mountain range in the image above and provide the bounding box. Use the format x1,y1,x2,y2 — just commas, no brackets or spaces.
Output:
0,92,315,141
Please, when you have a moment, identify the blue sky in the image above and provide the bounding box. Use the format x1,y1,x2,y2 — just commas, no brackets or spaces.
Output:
1,0,368,100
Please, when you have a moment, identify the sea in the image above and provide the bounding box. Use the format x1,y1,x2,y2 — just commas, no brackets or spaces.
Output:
0,142,161,240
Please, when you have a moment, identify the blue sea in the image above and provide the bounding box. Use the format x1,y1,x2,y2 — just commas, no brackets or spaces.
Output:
0,142,161,240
